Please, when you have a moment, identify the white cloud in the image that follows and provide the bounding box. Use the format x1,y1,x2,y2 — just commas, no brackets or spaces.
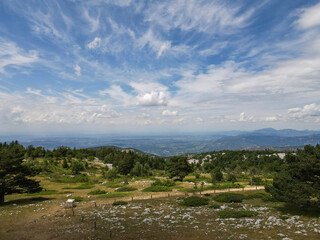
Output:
137,91,168,106
87,37,101,49
296,2,320,29
0,39,39,73
239,112,245,122
99,85,133,106
265,116,278,122
157,41,171,58
145,0,254,34
195,117,204,123
288,103,320,119
162,109,178,116
74,64,81,76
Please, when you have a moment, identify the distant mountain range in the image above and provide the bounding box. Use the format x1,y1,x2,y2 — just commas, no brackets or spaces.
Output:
212,129,320,151
1,128,320,156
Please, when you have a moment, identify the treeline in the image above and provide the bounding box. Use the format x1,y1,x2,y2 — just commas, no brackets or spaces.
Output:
2,142,166,176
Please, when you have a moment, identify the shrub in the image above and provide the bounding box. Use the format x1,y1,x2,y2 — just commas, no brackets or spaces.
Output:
180,196,209,207
245,192,270,199
218,210,259,218
151,179,175,187
262,194,278,202
142,186,172,192
204,193,211,197
88,189,107,195
112,201,128,206
52,174,89,183
213,193,245,203
209,204,220,209
116,187,138,192
73,196,83,202
97,193,129,198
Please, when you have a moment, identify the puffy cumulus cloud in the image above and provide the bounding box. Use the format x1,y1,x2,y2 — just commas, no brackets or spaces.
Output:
0,39,39,73
162,109,178,116
296,2,320,29
74,64,81,76
136,91,168,106
288,103,320,119
238,112,254,122
265,116,278,122
87,37,101,49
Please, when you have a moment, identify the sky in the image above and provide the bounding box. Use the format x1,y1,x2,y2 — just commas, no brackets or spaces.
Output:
0,0,320,135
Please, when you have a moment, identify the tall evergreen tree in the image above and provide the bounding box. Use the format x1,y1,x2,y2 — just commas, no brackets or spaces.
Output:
0,142,42,205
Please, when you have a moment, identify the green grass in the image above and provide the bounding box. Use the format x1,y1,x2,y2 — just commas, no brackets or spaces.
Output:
97,193,130,198
151,179,175,187
116,186,138,192
50,174,89,183
62,184,94,189
142,186,172,192
112,200,128,206
87,189,107,195
218,210,259,218
213,193,245,203
180,196,209,207
104,183,122,188
25,190,58,196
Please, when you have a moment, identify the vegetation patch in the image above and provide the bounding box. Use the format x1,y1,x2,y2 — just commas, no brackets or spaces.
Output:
73,196,83,202
142,186,172,192
152,179,175,187
180,196,209,207
218,210,259,218
245,192,271,199
97,193,130,198
116,186,138,192
63,184,94,189
105,183,122,188
209,204,220,209
87,189,107,195
112,200,128,206
213,193,245,203
25,190,58,196
51,174,89,183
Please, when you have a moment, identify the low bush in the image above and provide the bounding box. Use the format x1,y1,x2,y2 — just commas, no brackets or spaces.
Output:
73,196,83,202
261,194,278,202
87,189,107,195
180,196,209,207
209,204,220,209
152,179,175,187
116,187,138,192
142,186,172,192
97,193,129,198
112,201,128,206
213,193,245,203
218,210,259,218
245,192,270,199
204,193,211,197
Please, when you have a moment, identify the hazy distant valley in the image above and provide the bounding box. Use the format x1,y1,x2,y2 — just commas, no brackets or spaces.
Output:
2,128,320,156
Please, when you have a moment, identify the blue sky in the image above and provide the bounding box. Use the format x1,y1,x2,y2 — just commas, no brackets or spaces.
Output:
1,0,320,135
